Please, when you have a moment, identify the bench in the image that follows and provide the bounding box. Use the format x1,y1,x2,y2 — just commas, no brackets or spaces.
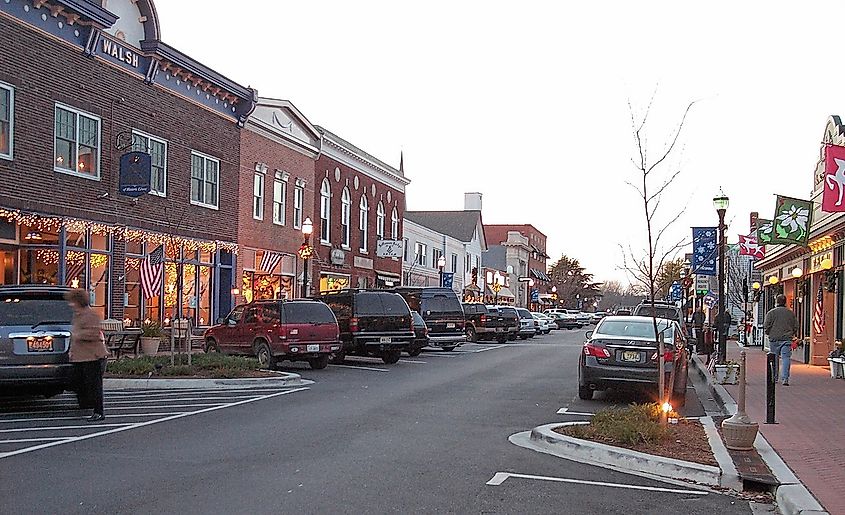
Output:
101,319,142,359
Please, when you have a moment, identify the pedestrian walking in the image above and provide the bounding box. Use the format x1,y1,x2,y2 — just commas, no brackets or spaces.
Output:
691,308,705,353
65,288,109,421
764,294,798,386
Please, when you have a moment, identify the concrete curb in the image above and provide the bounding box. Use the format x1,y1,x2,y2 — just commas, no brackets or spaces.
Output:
528,422,722,487
104,371,309,390
689,353,829,515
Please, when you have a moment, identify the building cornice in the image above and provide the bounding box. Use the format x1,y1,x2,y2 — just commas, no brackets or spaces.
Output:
246,118,319,159
320,136,410,192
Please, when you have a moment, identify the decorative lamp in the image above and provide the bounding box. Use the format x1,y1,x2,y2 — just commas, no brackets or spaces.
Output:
769,276,779,285
302,217,313,236
712,190,730,213
792,267,803,278
822,257,834,270
752,282,761,290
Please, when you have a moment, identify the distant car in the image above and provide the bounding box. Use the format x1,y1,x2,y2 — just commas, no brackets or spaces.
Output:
516,308,537,339
549,312,579,330
489,306,520,341
578,315,688,406
463,303,510,343
577,312,593,325
614,308,632,316
633,300,686,334
531,312,552,334
205,299,341,370
566,310,589,328
0,286,76,399
408,311,429,357
591,312,607,324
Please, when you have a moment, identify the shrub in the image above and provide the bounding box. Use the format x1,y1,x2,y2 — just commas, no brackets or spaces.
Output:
106,356,170,376
107,354,260,377
581,403,673,446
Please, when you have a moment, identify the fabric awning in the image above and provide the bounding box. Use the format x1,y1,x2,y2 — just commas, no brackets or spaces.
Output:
530,269,550,281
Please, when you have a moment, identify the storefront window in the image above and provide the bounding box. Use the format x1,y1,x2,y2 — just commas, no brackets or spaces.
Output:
65,250,86,287
197,265,212,326
65,230,85,248
20,224,59,245
90,232,109,251
89,253,109,319
320,274,350,293
20,248,58,284
0,249,15,285
124,257,142,327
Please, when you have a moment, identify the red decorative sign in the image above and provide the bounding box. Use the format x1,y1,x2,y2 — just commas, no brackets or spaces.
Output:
738,234,765,260
823,144,845,212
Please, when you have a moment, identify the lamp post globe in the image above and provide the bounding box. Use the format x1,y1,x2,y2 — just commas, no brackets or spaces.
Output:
437,255,446,287
301,217,313,298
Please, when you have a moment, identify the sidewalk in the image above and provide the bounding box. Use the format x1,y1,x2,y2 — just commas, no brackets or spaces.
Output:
722,341,841,514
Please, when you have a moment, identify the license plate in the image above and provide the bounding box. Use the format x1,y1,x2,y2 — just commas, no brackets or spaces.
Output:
28,338,53,352
306,344,319,353
446,323,455,329
622,350,640,362
379,337,392,344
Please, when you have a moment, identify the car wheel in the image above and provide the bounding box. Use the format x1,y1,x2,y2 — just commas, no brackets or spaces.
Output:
407,348,422,357
466,326,477,343
578,384,594,400
329,352,346,365
308,355,329,370
255,340,276,369
204,338,220,353
442,346,457,352
520,335,528,340
508,334,517,341
496,336,508,343
381,350,401,364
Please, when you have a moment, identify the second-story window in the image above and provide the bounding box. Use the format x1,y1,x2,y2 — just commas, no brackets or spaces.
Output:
293,181,304,229
376,201,385,240
341,187,351,248
391,207,399,240
415,242,427,266
0,82,13,160
451,253,458,273
190,151,219,209
55,104,100,179
253,173,264,220
359,194,369,252
273,172,286,225
320,178,331,243
433,248,443,269
131,131,167,196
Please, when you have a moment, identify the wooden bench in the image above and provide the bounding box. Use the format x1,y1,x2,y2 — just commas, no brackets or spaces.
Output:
101,319,142,359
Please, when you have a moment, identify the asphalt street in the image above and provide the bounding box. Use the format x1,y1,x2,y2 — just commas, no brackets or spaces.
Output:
0,329,753,514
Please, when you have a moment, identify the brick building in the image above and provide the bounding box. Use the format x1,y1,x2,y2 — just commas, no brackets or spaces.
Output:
484,224,550,309
0,0,256,325
311,127,408,292
237,98,319,303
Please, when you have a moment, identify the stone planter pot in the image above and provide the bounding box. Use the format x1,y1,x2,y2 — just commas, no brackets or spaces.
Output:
722,418,759,451
714,364,739,384
140,336,161,356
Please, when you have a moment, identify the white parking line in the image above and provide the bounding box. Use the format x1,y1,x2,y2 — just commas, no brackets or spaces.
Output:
485,472,708,495
398,359,427,364
0,423,130,433
556,408,595,416
0,437,68,444
0,412,187,424
0,387,308,459
468,345,507,353
329,364,389,372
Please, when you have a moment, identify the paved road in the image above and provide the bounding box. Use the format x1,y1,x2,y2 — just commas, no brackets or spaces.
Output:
0,329,752,514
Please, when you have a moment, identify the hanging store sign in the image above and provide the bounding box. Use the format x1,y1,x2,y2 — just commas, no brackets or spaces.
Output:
118,151,152,197
376,240,403,258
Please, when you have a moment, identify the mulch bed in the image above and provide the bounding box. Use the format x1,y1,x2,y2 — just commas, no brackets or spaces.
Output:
555,419,718,467
105,369,279,379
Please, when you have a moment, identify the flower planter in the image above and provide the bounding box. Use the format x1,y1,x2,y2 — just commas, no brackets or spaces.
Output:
829,357,845,379
714,364,739,384
140,336,161,356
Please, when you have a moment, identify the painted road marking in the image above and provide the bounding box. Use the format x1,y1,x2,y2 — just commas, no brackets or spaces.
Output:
467,344,508,353
398,359,427,364
328,364,389,372
0,423,131,433
0,412,188,424
0,437,68,444
556,408,595,416
485,472,708,495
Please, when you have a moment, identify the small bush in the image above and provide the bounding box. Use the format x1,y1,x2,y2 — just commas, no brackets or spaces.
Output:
107,354,260,377
574,403,674,446
106,356,170,376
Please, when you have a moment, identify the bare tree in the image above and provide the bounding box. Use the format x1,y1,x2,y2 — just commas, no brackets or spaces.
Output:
620,92,696,413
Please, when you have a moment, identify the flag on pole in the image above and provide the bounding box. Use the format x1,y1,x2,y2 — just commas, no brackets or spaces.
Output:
738,234,765,260
259,251,283,274
823,144,845,213
756,218,774,244
141,245,164,299
770,195,813,246
65,255,86,286
813,283,825,334
691,227,717,276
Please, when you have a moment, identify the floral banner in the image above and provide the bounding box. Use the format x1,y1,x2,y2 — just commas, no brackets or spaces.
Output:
770,195,813,246
756,218,774,244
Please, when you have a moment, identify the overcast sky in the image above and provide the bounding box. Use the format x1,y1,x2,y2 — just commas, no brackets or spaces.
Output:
155,1,836,285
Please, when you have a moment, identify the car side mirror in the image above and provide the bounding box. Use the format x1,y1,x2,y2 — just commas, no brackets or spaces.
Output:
585,330,593,340
227,319,237,326
217,317,225,325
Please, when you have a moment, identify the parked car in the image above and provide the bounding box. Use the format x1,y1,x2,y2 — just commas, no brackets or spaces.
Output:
489,305,520,340
571,310,591,327
408,311,429,357
0,286,76,398
548,312,579,329
463,303,509,343
516,308,537,339
591,312,607,324
393,287,465,351
531,312,552,334
205,299,341,370
577,315,688,406
614,308,632,316
316,290,414,364
633,300,686,334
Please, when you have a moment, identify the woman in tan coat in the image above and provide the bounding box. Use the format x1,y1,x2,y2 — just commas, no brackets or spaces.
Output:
64,289,109,422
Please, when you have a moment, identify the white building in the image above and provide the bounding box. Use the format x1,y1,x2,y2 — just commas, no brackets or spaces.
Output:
402,219,465,291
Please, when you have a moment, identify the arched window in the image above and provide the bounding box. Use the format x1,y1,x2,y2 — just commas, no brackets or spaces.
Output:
320,178,331,243
391,207,399,239
359,194,369,252
341,187,351,248
376,202,385,241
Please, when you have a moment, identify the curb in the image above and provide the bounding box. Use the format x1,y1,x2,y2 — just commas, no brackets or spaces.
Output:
528,422,722,487
689,353,829,515
104,371,309,390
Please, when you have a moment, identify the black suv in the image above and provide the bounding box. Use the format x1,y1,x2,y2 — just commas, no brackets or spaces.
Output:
393,287,466,351
0,286,76,398
487,305,520,341
316,290,414,364
462,303,509,343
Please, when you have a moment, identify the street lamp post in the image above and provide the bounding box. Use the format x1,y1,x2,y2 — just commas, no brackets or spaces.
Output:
492,271,503,305
437,255,446,287
742,279,749,345
713,190,729,363
300,217,313,298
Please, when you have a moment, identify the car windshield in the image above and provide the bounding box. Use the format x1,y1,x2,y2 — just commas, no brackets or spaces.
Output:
356,293,409,316
596,320,675,342
0,293,73,326
517,309,532,318
421,293,462,315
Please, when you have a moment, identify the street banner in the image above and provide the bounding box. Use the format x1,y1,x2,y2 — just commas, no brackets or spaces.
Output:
442,272,454,288
756,218,774,244
669,282,682,302
770,195,813,246
703,291,718,308
823,144,845,212
691,227,717,276
738,234,765,260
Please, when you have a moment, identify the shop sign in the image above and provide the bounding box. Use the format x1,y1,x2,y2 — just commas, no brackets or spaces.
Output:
376,240,403,258
118,151,152,197
354,256,374,270
695,275,709,294
101,37,140,69
809,251,834,274
330,249,345,265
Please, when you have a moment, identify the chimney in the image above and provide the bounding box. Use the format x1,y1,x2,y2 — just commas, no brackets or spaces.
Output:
464,192,482,211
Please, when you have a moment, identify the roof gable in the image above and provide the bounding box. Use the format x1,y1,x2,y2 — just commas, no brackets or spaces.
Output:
404,210,484,244
249,99,320,154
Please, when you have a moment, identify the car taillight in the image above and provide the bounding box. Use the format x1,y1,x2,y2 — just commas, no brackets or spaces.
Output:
651,350,674,362
583,343,610,358
480,314,487,324
410,318,415,331
350,317,359,332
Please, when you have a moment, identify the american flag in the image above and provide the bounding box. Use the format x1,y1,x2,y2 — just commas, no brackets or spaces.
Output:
813,283,825,334
260,251,283,274
141,245,164,299
65,256,85,286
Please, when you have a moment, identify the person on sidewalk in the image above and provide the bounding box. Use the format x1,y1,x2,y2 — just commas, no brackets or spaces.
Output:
764,294,798,386
691,309,705,353
65,288,109,422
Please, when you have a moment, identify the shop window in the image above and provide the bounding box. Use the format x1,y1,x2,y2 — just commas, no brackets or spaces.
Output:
131,130,167,196
125,240,143,255
341,187,351,248
199,249,213,264
253,172,264,220
65,230,86,248
89,253,109,319
319,274,350,293
123,257,142,327
20,248,59,285
376,202,385,241
0,82,13,160
0,250,15,285
293,183,304,229
190,151,219,209
273,176,286,225
54,104,100,179
359,194,368,252
320,179,331,243
391,207,399,240
90,232,109,251
20,224,59,245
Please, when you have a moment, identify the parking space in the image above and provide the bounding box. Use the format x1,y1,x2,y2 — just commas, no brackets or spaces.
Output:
0,385,308,459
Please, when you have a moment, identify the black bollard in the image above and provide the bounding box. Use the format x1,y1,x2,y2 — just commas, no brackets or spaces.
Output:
766,352,777,424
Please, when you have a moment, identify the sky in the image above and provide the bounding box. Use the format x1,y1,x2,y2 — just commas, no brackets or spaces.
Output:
154,1,837,285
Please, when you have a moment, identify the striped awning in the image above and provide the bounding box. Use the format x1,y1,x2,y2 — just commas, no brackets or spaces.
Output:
531,269,550,281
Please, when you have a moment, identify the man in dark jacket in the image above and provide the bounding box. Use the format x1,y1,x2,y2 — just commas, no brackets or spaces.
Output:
764,294,798,386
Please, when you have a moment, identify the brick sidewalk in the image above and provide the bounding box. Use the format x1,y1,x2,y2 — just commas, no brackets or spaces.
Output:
721,341,841,514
